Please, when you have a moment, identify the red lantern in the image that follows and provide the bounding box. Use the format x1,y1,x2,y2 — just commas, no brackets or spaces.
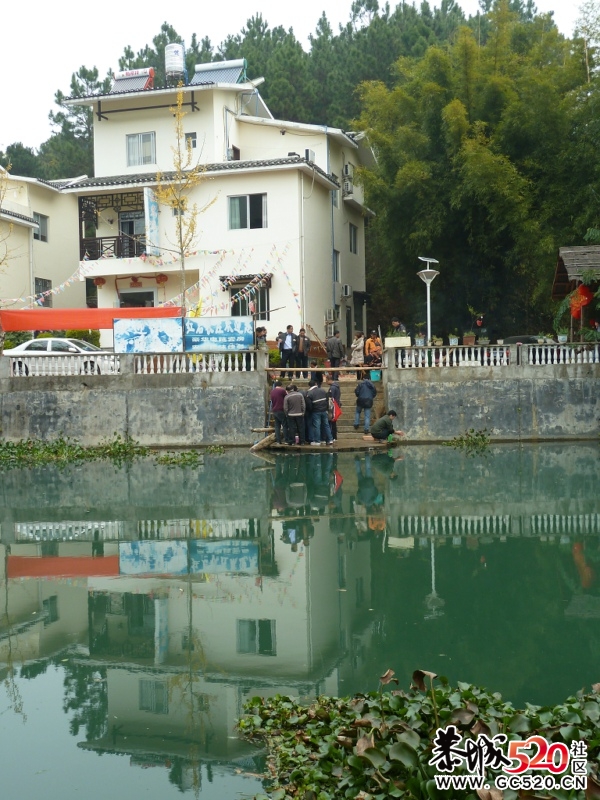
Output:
156,273,168,285
93,277,106,287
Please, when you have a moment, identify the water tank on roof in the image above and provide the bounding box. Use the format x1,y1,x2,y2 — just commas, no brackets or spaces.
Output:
165,43,185,78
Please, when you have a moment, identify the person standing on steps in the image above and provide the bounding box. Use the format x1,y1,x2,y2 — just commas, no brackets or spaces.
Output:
284,384,306,445
295,328,311,378
325,329,345,374
307,380,334,446
278,325,298,379
354,376,377,434
350,331,365,379
270,380,288,445
326,373,342,442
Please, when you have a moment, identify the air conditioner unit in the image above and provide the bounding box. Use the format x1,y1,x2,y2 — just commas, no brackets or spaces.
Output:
343,163,354,178
305,148,316,163
325,308,336,322
343,180,354,196
342,284,353,298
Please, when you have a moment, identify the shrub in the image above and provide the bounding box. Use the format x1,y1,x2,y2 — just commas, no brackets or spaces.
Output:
269,348,281,367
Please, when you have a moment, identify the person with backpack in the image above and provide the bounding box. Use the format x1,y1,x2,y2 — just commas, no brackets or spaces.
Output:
354,377,377,434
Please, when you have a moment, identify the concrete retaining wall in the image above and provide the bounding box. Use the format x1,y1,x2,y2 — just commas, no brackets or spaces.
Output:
385,363,600,441
0,354,267,446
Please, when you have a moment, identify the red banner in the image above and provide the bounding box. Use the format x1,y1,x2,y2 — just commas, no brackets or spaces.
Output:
7,555,119,578
0,307,183,332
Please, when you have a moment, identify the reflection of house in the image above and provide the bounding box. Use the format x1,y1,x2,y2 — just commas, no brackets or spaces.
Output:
83,528,372,767
0,169,83,309
57,59,372,346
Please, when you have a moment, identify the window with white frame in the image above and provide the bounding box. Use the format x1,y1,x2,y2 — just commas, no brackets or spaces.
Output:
231,284,270,320
228,194,267,229
185,132,197,149
35,277,52,307
349,223,358,254
33,213,48,242
236,619,276,656
126,132,156,167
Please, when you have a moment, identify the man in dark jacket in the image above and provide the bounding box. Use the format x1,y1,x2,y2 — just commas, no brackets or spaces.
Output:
325,330,345,371
295,328,311,377
270,380,288,445
283,384,306,444
307,381,334,445
368,410,405,441
278,325,298,379
354,378,377,434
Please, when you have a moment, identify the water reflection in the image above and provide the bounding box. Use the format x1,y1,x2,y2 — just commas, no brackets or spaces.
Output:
0,444,599,797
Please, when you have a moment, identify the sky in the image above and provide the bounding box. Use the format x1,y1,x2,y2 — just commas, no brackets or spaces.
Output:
0,0,581,152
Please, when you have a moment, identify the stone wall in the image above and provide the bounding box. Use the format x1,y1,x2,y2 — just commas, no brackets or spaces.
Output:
384,363,600,441
0,354,267,446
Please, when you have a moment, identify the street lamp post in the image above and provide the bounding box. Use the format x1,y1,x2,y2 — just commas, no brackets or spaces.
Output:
417,257,439,344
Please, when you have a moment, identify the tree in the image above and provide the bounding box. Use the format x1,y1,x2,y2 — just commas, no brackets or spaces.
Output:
575,0,600,82
0,143,39,177
153,89,215,313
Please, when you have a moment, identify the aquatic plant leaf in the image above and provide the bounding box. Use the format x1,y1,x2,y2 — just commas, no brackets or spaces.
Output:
361,747,387,768
356,734,376,756
380,669,398,685
586,775,600,799
396,729,421,749
412,670,438,691
451,708,475,725
389,742,418,769
507,713,531,733
471,719,492,738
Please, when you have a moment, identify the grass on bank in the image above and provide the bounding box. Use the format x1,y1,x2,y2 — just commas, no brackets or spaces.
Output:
0,434,223,470
238,669,600,800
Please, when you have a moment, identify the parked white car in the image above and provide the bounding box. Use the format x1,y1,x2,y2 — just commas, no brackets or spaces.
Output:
3,337,119,375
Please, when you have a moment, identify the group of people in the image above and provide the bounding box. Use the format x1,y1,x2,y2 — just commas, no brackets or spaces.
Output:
277,325,312,378
270,374,342,446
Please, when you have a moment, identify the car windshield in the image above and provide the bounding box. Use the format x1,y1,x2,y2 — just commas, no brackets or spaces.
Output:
67,339,102,351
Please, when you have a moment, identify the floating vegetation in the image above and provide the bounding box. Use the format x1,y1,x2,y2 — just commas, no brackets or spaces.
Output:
0,435,224,471
443,428,491,457
239,669,600,800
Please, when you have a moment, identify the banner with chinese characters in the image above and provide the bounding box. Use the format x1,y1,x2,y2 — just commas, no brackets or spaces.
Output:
184,316,254,352
114,317,183,353
143,187,160,256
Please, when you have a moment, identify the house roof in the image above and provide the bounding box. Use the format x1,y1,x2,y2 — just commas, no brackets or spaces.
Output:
60,156,339,192
0,208,38,227
552,246,600,300
238,115,358,150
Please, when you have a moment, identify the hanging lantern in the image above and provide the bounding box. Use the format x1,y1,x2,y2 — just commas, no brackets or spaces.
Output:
130,277,142,288
156,273,168,285
93,277,106,287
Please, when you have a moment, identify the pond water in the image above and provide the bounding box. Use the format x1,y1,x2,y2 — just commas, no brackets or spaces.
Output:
0,442,598,799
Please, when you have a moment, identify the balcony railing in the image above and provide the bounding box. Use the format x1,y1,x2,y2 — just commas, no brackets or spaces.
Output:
387,343,600,369
81,235,146,261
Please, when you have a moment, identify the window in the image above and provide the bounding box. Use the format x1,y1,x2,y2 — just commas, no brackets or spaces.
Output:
349,223,358,254
126,132,156,167
228,194,267,229
231,285,270,321
42,595,59,625
237,619,276,656
33,213,48,242
231,145,240,161
139,679,168,714
34,278,52,307
333,250,340,283
185,132,197,149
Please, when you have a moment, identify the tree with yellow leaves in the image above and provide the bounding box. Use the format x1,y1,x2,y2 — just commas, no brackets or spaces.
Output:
154,88,215,315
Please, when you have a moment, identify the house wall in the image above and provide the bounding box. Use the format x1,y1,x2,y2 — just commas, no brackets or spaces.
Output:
0,178,83,313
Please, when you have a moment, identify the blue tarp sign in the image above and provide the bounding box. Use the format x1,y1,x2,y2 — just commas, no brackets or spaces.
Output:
184,316,254,352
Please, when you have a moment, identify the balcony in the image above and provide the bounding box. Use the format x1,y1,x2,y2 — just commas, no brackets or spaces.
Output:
81,235,146,261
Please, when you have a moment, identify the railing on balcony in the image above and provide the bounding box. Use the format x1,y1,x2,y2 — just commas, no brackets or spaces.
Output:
81,235,146,261
388,343,600,369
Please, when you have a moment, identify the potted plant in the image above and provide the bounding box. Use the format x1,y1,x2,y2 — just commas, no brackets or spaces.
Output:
432,335,443,346
448,329,459,346
463,305,484,346
414,321,426,346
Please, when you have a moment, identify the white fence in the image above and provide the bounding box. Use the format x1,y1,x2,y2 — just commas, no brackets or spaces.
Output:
5,351,258,377
389,342,600,369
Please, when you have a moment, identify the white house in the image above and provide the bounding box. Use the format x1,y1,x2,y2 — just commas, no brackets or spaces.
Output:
61,58,373,348
0,169,84,313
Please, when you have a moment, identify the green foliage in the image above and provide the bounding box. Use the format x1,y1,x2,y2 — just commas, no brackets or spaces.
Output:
443,428,491,457
0,434,148,471
64,329,101,346
269,348,281,367
239,670,600,799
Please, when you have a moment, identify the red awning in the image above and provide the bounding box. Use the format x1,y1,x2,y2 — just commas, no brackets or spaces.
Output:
0,307,183,332
7,555,120,578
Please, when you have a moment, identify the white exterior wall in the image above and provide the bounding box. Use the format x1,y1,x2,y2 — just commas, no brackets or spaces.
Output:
0,177,83,312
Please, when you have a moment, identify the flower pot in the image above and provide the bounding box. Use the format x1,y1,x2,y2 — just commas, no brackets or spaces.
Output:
557,334,568,344
433,338,443,346
477,337,490,345
449,336,459,346
462,334,476,346
415,336,425,346
496,339,504,345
